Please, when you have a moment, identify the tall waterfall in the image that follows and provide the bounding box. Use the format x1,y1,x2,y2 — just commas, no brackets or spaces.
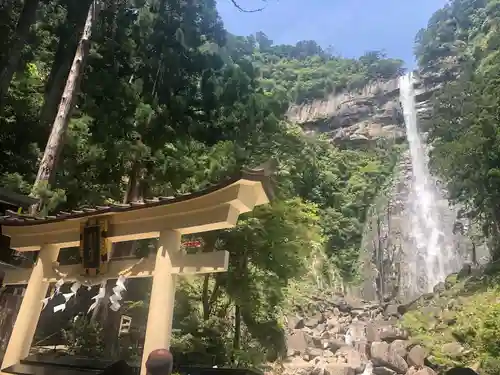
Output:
399,73,460,294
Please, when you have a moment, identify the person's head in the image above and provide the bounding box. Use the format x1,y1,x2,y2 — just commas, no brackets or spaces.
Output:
445,368,478,375
146,349,174,375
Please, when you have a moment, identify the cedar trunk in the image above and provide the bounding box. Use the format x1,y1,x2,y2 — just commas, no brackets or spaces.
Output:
0,0,39,104
30,0,99,214
39,0,93,128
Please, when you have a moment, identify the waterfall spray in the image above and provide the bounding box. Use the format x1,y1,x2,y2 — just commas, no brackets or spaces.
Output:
399,73,461,294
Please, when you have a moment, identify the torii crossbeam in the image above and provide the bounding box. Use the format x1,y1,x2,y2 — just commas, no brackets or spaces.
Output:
0,165,273,375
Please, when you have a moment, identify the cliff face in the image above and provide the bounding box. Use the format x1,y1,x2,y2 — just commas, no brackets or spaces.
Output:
288,75,489,304
286,77,437,144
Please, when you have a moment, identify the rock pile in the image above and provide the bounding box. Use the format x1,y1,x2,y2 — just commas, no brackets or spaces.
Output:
282,295,435,375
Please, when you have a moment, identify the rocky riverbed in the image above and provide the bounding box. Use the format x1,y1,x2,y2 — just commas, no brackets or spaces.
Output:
281,293,436,375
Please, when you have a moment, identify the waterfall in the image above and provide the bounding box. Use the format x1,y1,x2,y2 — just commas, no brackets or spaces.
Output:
399,72,461,294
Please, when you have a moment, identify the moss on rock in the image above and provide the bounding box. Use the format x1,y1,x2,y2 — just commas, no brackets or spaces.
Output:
401,272,500,374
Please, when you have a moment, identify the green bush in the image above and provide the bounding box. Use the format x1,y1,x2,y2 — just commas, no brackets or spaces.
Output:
62,317,105,357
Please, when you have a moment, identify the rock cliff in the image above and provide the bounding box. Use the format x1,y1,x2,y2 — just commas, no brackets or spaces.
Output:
285,76,436,144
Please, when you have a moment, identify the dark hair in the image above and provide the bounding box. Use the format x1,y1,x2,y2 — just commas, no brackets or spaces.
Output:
445,368,478,375
146,349,174,375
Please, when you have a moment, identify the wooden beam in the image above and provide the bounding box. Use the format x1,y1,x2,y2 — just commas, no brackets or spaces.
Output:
172,250,229,275
5,204,240,251
1,251,230,285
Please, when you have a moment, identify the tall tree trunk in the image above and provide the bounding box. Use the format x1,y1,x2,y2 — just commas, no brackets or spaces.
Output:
39,0,92,128
0,0,39,106
233,303,241,351
30,0,99,214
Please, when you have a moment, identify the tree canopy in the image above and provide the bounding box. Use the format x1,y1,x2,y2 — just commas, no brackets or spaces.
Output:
0,0,403,366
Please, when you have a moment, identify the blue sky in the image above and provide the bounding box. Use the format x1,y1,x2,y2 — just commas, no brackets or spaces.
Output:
217,0,449,68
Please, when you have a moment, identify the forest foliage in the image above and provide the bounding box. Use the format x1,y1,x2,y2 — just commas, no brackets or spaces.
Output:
416,0,500,261
406,1,500,372
0,0,404,367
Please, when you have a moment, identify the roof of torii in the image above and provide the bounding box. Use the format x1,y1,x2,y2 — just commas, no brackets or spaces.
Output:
0,163,274,252
0,187,38,208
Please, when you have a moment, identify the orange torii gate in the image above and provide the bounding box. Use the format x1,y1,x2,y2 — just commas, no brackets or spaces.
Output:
0,165,273,375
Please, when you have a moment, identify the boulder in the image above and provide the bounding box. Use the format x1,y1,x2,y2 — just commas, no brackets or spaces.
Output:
407,345,426,368
287,330,310,354
327,317,340,329
371,341,408,374
441,342,464,357
389,340,408,358
288,315,305,330
327,338,347,352
348,322,367,342
284,356,315,374
335,346,367,373
412,368,437,375
433,282,445,294
385,305,401,318
324,364,356,375
354,341,370,357
373,367,397,375
307,348,324,360
305,313,325,328
366,323,381,342
379,326,408,342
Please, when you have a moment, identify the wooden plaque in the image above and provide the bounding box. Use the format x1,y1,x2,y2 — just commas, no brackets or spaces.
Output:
79,218,109,276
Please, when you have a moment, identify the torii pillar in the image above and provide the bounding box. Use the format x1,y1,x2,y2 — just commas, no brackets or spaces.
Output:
141,229,180,371
0,165,273,375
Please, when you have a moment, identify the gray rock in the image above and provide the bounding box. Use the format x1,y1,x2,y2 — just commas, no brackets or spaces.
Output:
289,316,305,330
327,317,340,329
350,309,366,318
348,321,367,342
335,346,367,373
457,263,472,279
433,282,445,294
284,357,315,374
354,341,370,357
413,368,437,375
324,364,356,375
385,304,401,317
316,323,326,333
307,348,324,359
305,315,322,328
327,339,346,352
312,336,324,349
321,331,331,339
389,340,408,358
407,345,426,368
373,367,397,375
379,326,408,342
324,350,335,358
441,342,464,357
371,341,408,374
287,330,310,354
366,323,381,342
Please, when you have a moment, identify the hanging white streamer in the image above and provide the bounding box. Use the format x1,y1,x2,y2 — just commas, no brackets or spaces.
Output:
110,301,121,312
108,275,127,311
71,282,81,294
116,275,126,291
41,297,50,310
54,278,64,294
88,281,106,314
53,303,66,313
42,278,65,310
63,292,75,302
48,281,82,313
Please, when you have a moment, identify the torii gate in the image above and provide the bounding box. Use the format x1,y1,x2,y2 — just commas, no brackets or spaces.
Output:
0,165,273,375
